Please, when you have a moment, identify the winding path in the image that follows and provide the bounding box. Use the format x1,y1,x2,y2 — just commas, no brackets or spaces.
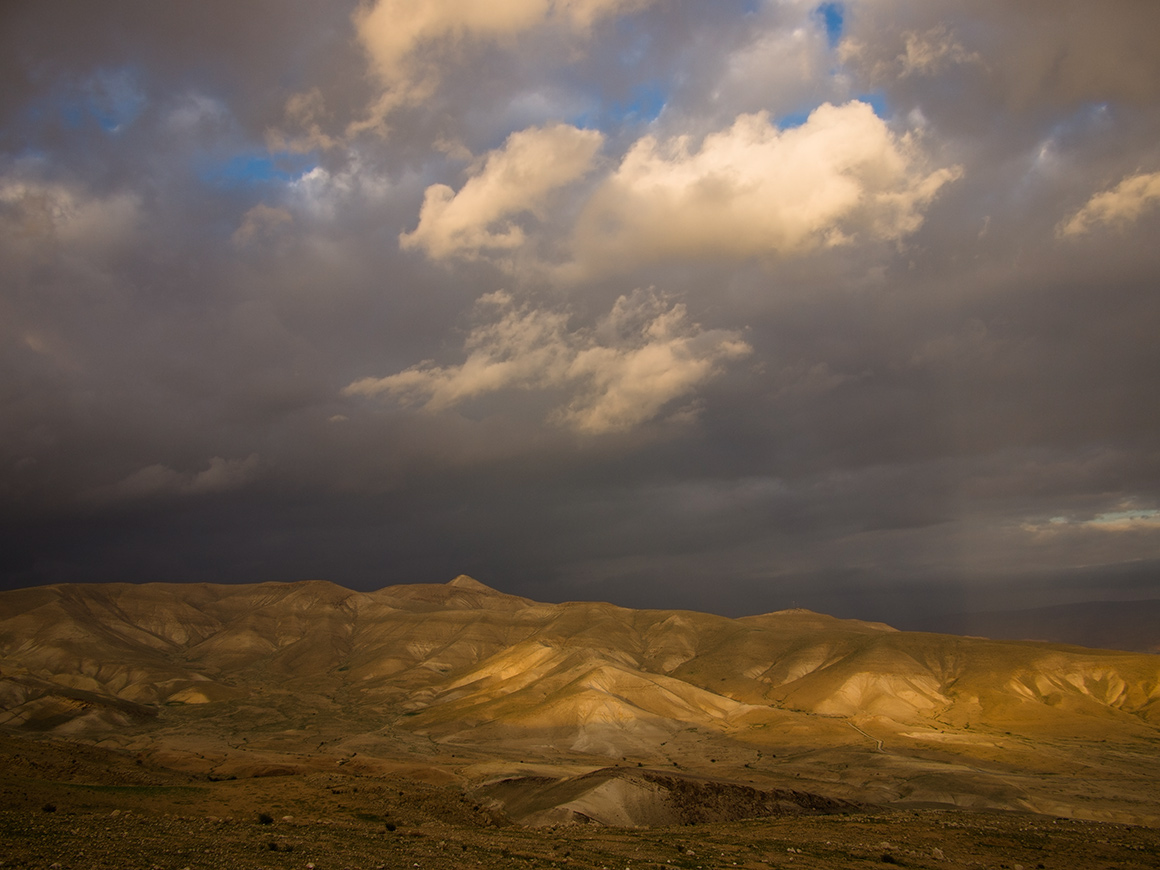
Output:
848,721,884,752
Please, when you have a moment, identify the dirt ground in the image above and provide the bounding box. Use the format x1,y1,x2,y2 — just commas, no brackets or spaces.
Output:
2,737,1158,870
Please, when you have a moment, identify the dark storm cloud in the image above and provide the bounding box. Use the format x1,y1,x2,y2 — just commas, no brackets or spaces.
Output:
2,0,1158,624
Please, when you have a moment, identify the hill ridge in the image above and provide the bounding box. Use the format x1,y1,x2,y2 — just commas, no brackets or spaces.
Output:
1,578,1159,824
447,574,501,592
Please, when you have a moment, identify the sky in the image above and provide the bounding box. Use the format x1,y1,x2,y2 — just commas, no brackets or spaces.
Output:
2,0,1159,626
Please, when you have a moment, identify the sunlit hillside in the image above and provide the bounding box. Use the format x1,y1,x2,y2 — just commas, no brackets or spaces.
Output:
3,576,1159,827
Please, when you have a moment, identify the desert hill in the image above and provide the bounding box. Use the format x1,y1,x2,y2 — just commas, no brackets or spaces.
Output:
2,577,1160,827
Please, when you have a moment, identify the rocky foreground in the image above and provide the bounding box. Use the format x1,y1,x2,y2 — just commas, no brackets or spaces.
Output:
2,735,1158,870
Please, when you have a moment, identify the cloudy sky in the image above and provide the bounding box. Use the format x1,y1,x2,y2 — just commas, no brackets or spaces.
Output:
3,0,1159,625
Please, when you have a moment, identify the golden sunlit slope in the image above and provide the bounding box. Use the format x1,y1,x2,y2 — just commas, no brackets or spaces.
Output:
2,577,1160,823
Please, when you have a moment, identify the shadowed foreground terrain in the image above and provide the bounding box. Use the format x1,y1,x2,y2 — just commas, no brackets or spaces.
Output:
2,577,1160,868
3,735,1159,870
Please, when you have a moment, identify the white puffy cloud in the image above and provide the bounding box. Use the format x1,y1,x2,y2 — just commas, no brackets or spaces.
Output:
1057,171,1160,238
713,21,834,114
567,101,961,276
400,123,603,260
343,289,750,434
551,293,752,434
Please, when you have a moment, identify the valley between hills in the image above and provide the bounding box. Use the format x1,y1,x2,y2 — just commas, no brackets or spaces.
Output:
2,576,1160,869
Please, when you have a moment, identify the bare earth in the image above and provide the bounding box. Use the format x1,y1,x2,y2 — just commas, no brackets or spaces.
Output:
2,737,1158,870
2,577,1160,868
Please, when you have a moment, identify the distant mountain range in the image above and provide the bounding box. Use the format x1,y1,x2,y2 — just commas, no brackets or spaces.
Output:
2,576,1159,825
917,599,1160,653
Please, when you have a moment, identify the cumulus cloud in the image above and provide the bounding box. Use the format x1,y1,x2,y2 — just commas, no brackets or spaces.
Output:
400,123,603,260
1057,171,1160,238
343,289,750,434
356,0,659,83
342,0,661,137
86,455,261,505
713,21,834,115
567,101,961,275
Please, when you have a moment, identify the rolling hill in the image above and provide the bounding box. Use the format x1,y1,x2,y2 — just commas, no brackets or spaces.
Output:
2,576,1159,826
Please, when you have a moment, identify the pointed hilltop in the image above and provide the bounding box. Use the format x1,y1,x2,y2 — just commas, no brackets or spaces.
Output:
446,574,498,593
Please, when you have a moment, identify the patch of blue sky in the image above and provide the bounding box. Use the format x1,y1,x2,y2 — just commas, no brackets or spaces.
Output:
569,81,667,132
23,68,145,135
57,101,89,130
85,69,146,131
816,3,844,48
610,81,667,125
855,92,890,119
775,108,813,130
87,97,142,132
29,94,104,131
197,150,318,189
1046,101,1115,143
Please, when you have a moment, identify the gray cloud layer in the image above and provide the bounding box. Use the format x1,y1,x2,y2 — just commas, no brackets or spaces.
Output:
2,0,1158,624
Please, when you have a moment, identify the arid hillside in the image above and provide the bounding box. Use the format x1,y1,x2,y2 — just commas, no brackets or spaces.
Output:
2,576,1160,827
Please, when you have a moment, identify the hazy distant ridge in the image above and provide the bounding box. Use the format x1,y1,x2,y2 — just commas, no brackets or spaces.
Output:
920,599,1160,653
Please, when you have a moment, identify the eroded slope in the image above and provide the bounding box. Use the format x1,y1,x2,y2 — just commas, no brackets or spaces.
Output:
2,577,1159,824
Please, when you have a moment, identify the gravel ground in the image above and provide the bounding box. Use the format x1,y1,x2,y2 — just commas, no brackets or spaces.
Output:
2,775,1158,870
